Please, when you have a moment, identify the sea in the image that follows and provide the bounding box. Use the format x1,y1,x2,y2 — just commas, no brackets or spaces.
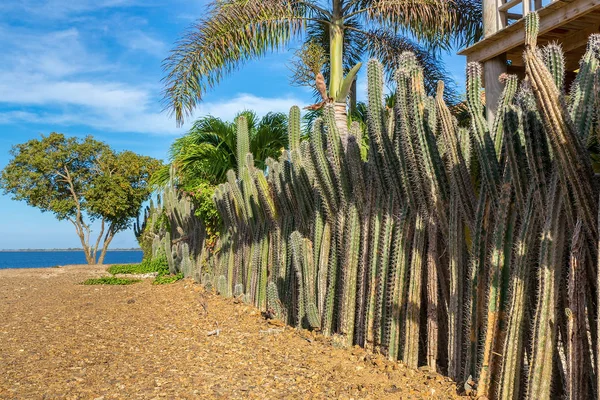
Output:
0,250,143,269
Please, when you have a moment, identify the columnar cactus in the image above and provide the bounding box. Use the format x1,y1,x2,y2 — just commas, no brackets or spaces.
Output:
199,15,600,399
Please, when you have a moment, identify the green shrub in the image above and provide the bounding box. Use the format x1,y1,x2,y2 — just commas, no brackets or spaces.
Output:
153,273,183,285
82,276,141,285
107,257,169,275
106,256,182,285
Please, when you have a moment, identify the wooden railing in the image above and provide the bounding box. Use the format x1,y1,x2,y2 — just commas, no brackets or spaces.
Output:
498,0,549,26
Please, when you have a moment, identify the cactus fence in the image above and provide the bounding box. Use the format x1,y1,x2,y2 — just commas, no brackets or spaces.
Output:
146,13,600,399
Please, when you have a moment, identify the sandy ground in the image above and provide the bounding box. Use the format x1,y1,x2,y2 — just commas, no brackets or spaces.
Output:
0,265,464,399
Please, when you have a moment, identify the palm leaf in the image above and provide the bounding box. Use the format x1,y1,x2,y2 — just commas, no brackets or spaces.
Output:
162,0,310,126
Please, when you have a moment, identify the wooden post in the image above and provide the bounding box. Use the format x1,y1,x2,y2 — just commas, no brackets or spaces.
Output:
482,0,507,125
484,55,507,124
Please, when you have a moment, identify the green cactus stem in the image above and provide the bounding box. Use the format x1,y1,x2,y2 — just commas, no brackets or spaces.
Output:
403,211,426,368
526,175,566,399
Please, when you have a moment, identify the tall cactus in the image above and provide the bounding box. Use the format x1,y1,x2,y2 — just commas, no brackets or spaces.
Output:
200,21,600,399
524,12,597,236
527,175,566,399
498,188,539,400
403,212,426,368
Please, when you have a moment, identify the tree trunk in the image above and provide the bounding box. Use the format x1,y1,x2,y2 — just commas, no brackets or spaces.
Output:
75,232,95,265
329,6,349,150
329,21,344,99
97,230,116,265
83,246,95,265
334,101,349,149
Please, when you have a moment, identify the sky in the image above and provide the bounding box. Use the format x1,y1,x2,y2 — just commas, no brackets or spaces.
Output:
0,0,467,250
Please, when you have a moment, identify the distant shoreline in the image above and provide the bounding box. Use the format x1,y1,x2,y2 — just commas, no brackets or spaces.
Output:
0,249,142,253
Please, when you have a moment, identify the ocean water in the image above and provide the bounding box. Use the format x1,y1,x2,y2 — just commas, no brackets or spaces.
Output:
0,251,143,269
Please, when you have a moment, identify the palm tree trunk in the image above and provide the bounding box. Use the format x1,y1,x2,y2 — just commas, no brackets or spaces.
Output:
334,101,349,148
330,2,349,149
329,23,344,98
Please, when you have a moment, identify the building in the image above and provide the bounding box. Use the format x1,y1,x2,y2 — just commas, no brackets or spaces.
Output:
459,0,600,122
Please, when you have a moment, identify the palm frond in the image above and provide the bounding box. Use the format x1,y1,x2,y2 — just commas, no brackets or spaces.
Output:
149,164,173,189
176,143,234,184
162,0,309,126
450,0,483,48
251,112,289,168
355,0,455,45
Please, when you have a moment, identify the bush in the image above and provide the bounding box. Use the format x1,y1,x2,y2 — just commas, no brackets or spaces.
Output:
107,257,169,275
82,277,141,285
106,256,183,285
153,273,183,285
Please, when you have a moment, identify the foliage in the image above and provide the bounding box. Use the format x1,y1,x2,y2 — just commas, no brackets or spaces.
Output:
106,256,182,285
107,257,169,275
82,276,141,285
0,133,161,265
162,0,482,125
153,273,184,285
163,110,288,186
289,40,328,89
187,181,221,251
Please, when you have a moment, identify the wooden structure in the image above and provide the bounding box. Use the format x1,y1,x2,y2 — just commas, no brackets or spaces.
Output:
459,0,600,122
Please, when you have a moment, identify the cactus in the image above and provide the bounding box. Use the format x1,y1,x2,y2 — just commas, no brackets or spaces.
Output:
340,204,361,346
527,175,567,399
217,275,228,296
565,220,590,400
267,280,283,319
288,105,301,152
542,43,565,93
197,22,600,398
447,193,465,380
466,62,501,205
497,189,539,400
569,34,600,140
524,12,597,236
426,220,439,370
387,207,412,361
403,212,426,368
477,181,513,398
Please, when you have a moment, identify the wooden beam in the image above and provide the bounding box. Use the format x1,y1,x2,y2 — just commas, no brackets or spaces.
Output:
499,0,522,13
507,22,598,67
460,0,600,63
560,23,600,52
485,0,501,36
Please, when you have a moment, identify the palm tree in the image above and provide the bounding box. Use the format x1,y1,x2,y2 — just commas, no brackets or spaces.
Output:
162,110,288,188
162,0,482,135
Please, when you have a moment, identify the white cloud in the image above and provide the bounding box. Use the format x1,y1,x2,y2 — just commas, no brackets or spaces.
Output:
0,91,304,135
0,2,306,137
119,30,167,57
195,94,304,122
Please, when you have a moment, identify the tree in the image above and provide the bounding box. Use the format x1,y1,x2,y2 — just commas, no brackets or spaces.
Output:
0,133,162,265
162,0,482,140
159,110,288,187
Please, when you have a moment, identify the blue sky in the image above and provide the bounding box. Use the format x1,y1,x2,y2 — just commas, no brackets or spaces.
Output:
0,0,467,249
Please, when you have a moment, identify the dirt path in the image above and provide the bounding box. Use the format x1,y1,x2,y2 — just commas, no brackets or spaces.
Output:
0,265,463,399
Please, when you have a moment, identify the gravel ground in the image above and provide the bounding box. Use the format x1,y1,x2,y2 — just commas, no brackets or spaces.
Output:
0,265,464,399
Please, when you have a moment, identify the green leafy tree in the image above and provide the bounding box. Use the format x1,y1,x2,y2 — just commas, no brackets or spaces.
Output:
165,110,288,186
162,0,482,132
1,133,162,265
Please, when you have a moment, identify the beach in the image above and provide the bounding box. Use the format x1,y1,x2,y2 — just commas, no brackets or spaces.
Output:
0,265,462,399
